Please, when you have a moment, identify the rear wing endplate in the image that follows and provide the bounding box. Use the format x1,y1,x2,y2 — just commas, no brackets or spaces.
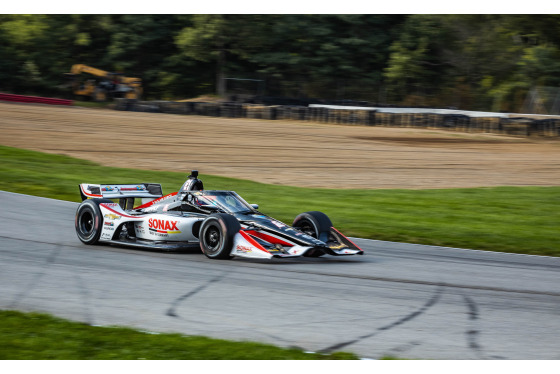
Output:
79,183,163,201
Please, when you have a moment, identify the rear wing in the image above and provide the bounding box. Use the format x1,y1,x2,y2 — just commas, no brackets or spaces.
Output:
79,183,163,203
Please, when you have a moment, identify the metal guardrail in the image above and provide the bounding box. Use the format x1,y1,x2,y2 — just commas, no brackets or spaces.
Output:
114,99,560,138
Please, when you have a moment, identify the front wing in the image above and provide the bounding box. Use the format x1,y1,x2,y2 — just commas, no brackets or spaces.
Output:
230,227,364,259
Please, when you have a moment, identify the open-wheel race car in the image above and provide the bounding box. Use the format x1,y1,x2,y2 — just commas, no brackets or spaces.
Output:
75,171,363,260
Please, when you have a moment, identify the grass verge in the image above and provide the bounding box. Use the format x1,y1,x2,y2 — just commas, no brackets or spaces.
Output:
1,145,559,256
0,310,356,359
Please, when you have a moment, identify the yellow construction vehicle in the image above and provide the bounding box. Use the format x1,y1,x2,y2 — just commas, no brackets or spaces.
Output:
64,64,142,101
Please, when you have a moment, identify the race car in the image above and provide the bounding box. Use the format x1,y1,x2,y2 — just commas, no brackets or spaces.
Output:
75,171,363,260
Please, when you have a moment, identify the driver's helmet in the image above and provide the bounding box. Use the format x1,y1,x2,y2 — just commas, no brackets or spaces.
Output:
181,170,204,191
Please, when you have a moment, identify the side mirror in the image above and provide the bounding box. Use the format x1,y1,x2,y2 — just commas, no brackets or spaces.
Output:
250,204,259,210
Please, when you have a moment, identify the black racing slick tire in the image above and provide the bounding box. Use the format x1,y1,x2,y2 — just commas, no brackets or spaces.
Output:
199,213,241,260
292,211,333,257
75,199,112,245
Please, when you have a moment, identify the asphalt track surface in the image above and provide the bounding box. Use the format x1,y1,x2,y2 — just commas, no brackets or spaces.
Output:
1,191,560,359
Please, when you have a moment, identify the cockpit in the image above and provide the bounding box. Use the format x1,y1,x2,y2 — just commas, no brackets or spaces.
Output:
176,171,257,215
184,191,255,214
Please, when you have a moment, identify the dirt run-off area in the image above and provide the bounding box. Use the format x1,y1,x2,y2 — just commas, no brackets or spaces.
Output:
1,101,560,189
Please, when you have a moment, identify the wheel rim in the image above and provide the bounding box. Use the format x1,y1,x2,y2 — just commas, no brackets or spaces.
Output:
79,210,94,236
298,220,317,238
204,224,221,254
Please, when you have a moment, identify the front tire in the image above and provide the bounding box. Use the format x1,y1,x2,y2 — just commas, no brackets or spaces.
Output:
199,213,240,259
75,199,111,245
292,211,333,257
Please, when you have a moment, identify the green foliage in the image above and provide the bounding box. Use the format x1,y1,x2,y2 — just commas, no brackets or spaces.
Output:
175,15,226,62
2,15,560,109
518,45,560,86
248,15,403,98
382,14,560,110
1,145,559,257
0,310,356,359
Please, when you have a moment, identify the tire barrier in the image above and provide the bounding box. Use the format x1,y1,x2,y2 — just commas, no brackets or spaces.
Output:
0,93,73,106
114,99,560,138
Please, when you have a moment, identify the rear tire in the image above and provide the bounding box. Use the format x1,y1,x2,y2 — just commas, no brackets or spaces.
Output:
75,199,112,245
199,213,240,259
292,211,333,257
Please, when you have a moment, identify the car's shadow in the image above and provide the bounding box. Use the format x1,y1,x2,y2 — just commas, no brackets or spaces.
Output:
106,243,370,265
238,256,369,265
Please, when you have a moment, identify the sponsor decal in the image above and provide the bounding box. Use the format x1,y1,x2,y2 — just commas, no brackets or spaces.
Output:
270,220,286,228
103,203,120,208
102,186,114,191
104,213,121,220
148,218,181,234
104,221,114,227
238,231,271,254
236,245,252,253
120,185,145,191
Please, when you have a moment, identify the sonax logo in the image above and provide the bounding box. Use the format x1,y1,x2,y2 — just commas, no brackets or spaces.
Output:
236,245,253,253
148,218,181,234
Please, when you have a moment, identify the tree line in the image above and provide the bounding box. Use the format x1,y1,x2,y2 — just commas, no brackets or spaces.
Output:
1,14,560,112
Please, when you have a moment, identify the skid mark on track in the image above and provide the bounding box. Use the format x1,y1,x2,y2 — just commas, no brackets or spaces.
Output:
8,245,61,309
319,284,444,353
462,294,505,359
463,295,480,352
166,272,228,318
